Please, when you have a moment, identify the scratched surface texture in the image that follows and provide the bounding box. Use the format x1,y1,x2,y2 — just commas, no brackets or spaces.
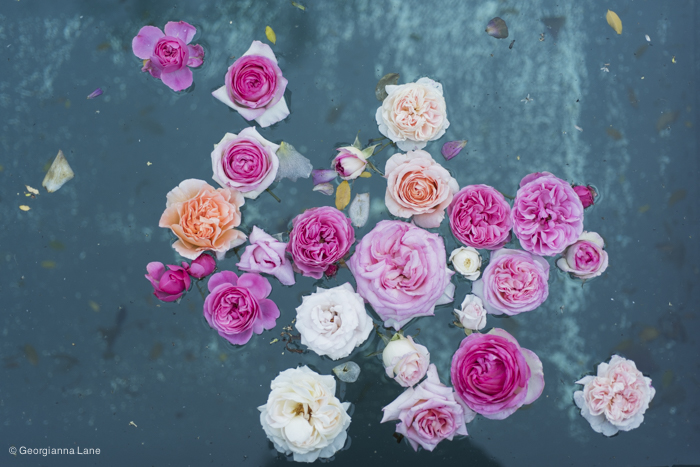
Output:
0,0,698,466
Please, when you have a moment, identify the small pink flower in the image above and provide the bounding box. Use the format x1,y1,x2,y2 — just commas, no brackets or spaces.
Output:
448,184,512,250
132,21,204,92
188,253,216,279
237,226,295,286
557,231,609,280
573,185,597,208
382,335,430,388
145,262,191,302
332,146,368,180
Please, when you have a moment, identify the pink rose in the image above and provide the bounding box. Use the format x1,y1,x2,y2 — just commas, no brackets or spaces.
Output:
347,220,455,329
187,253,216,279
382,335,430,388
332,146,368,180
376,77,449,151
472,248,549,316
573,185,597,208
145,261,191,302
132,21,204,92
237,226,295,286
512,172,584,256
212,41,289,128
384,150,459,229
211,127,280,199
287,206,355,279
556,231,609,280
203,270,280,345
451,328,544,420
381,364,468,452
448,184,512,249
574,355,655,436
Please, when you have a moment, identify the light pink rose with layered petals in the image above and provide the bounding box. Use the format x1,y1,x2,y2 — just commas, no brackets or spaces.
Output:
512,172,584,256
211,127,280,199
556,231,609,280
332,146,368,180
376,77,450,151
448,184,513,250
159,179,246,260
574,355,655,436
203,270,280,345
237,226,295,286
472,248,549,316
287,206,355,279
347,220,455,330
454,294,487,331
381,364,468,452
382,335,430,388
450,328,544,420
384,150,459,229
132,21,204,91
212,41,289,128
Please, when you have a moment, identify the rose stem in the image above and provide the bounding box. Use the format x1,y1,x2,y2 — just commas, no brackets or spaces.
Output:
366,160,384,176
265,188,281,203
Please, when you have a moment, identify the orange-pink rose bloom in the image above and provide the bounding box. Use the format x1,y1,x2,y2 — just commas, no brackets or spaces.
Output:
384,150,459,229
159,179,246,260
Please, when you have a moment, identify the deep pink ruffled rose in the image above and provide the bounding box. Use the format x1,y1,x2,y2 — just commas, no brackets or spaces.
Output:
573,185,597,208
212,41,289,128
132,21,204,92
450,328,544,420
287,206,355,279
347,220,454,329
145,262,191,302
557,232,609,280
203,270,280,345
381,364,468,452
237,226,295,286
472,248,549,316
448,184,512,250
512,172,584,256
187,253,216,279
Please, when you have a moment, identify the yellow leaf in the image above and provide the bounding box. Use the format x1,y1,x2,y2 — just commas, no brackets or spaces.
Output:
606,10,622,35
359,171,372,178
19,205,31,211
41,260,56,269
335,180,351,210
265,26,276,44
291,1,306,10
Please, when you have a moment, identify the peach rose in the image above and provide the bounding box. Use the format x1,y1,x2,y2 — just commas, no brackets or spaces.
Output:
376,77,449,151
159,179,246,260
384,150,459,228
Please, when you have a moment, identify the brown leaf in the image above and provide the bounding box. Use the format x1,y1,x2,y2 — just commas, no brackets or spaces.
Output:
375,73,399,101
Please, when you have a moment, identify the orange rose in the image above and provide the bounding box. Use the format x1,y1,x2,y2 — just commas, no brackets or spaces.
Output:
159,179,246,260
384,150,459,229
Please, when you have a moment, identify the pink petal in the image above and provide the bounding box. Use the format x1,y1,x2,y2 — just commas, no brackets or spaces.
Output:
207,270,238,292
164,21,196,44
273,262,296,286
258,298,280,330
221,328,254,345
242,40,278,62
132,26,164,59
146,261,165,280
160,67,193,92
255,95,290,128
237,273,272,299
187,44,204,67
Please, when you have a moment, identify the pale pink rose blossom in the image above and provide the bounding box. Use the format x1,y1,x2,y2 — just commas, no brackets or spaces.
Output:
556,231,609,280
454,294,487,331
332,146,368,180
382,335,430,388
237,226,295,286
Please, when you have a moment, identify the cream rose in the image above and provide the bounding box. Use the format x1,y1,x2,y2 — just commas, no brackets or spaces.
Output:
376,77,449,151
454,294,487,331
259,366,351,463
382,335,430,387
449,247,482,280
295,283,374,360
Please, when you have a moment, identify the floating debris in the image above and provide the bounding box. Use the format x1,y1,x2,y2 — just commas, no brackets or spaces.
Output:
542,16,566,40
19,205,31,211
87,88,103,99
291,1,306,10
441,140,468,160
574,125,583,132
129,421,137,428
24,344,39,366
42,150,74,193
335,180,351,210
375,73,399,101
509,39,515,49
606,127,623,140
539,33,545,42
25,185,39,195
627,88,639,107
485,17,508,39
645,34,651,42
41,260,56,269
656,111,679,132
333,361,360,383
349,193,370,228
265,26,276,44
606,10,622,35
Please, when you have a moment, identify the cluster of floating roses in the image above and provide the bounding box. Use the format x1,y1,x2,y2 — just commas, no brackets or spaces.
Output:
136,21,654,463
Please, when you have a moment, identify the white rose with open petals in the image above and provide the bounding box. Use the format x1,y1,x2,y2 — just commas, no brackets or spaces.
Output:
449,247,482,280
259,366,351,463
454,294,487,331
295,283,374,360
382,335,430,387
376,77,450,151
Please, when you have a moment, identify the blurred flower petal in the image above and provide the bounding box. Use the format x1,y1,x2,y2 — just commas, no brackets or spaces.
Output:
313,183,334,196
275,142,313,182
312,169,337,185
349,192,370,228
87,88,103,99
42,150,74,193
441,140,467,160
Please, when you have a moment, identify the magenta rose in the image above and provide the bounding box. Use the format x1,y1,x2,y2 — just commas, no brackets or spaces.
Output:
287,206,355,279
573,185,597,208
212,41,289,128
448,184,512,250
145,262,191,302
556,231,609,280
381,364,468,452
187,253,216,279
132,21,204,92
211,127,279,199
347,220,454,329
511,172,584,256
237,226,295,286
203,270,280,345
450,328,544,420
472,248,549,316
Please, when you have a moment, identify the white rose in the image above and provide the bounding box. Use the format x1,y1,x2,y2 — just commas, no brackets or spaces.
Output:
295,283,374,360
449,247,482,280
382,335,430,387
259,366,352,463
454,294,487,331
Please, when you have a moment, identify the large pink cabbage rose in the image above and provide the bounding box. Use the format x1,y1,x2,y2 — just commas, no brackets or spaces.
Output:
448,184,512,249
450,328,544,420
511,172,584,256
347,220,454,329
472,248,549,316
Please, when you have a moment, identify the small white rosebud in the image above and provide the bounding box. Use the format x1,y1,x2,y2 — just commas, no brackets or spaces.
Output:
449,247,482,280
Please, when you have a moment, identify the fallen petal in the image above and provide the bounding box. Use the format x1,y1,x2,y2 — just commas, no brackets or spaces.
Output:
441,140,467,160
87,88,103,99
275,142,313,182
25,185,39,195
42,150,74,193
19,205,31,211
313,182,334,196
375,72,399,101
265,25,276,44
349,192,370,228
335,180,351,210
312,169,337,185
606,10,622,35
486,17,509,39
291,1,306,11
333,361,360,383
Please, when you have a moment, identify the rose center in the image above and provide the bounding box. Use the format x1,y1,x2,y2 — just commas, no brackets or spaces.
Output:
293,403,312,421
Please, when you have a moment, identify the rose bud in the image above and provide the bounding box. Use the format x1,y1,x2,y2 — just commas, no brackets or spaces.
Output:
449,247,482,280
573,185,597,208
145,262,191,302
382,334,430,387
332,146,368,180
188,253,216,279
